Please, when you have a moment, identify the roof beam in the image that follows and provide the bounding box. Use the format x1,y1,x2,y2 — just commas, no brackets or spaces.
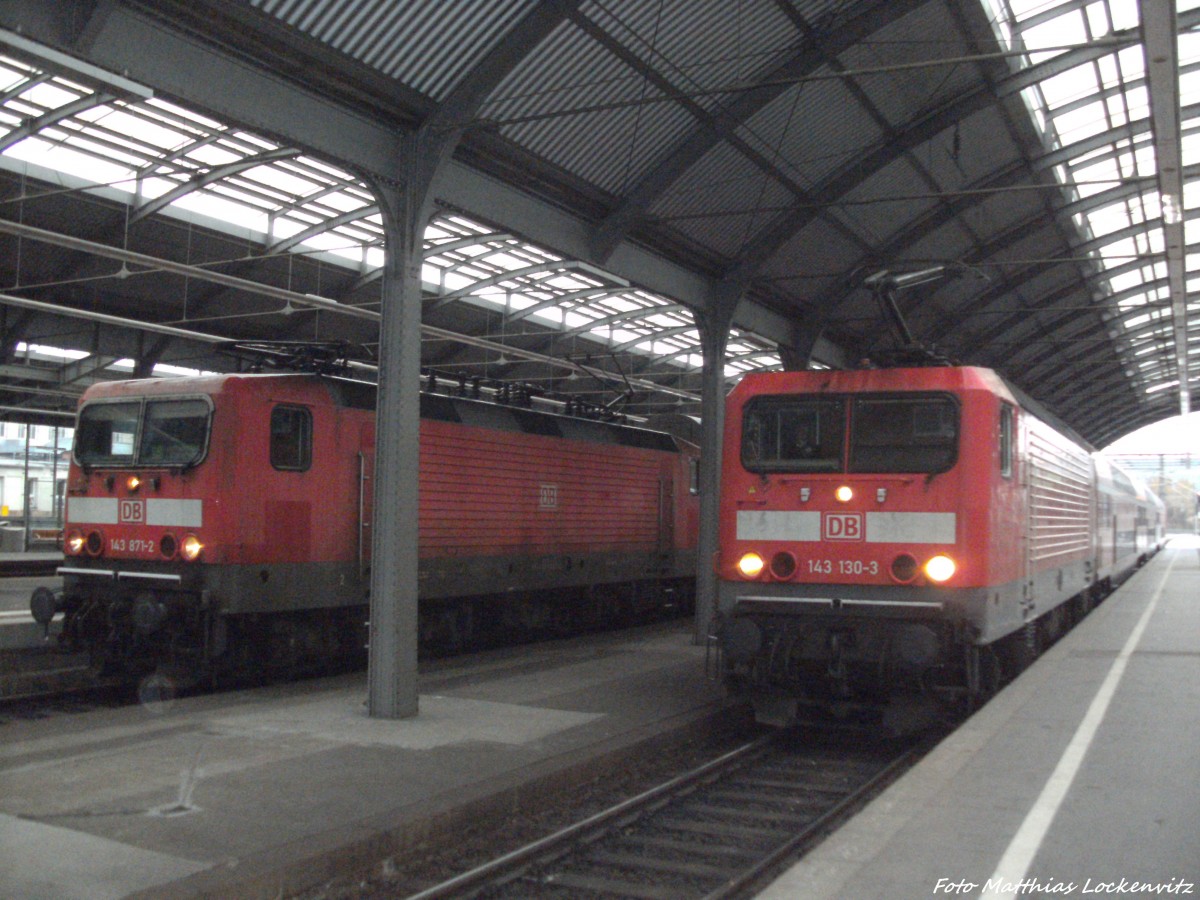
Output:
130,147,299,223
13,0,800,351
0,91,115,153
1140,0,1189,414
587,0,925,260
730,21,1146,281
265,206,381,255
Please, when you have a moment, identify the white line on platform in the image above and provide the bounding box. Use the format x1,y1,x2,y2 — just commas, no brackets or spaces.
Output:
978,552,1178,898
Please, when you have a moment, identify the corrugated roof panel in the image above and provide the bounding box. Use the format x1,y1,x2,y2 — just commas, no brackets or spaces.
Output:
486,24,698,194
922,105,1023,192
760,222,863,290
578,0,798,114
530,101,698,195
251,0,536,100
839,3,980,130
650,141,796,258
484,1,818,196
903,219,980,271
974,222,1069,284
834,159,941,248
741,78,884,188
972,190,1058,244
482,20,616,122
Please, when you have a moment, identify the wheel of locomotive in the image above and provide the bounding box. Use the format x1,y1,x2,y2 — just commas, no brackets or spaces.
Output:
968,645,1003,709
87,638,119,677
1042,604,1070,646
263,615,308,682
1072,588,1099,626
999,621,1039,680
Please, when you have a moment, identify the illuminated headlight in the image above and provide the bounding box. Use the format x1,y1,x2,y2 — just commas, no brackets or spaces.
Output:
180,534,203,562
64,529,85,556
835,485,854,503
924,554,956,583
736,552,765,579
126,475,141,492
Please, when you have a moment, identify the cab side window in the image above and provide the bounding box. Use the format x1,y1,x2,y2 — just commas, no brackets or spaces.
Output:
270,405,312,471
999,403,1014,478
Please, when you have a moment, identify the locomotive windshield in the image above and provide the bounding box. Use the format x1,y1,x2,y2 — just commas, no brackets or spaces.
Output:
741,398,844,472
741,393,958,475
849,395,958,473
75,397,211,468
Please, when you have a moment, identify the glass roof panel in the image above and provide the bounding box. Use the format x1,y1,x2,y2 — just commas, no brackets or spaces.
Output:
982,0,1191,404
0,45,778,409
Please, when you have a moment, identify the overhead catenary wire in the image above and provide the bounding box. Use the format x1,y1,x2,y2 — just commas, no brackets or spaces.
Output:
0,218,703,404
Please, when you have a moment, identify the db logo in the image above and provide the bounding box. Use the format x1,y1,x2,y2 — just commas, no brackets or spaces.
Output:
119,499,146,524
823,512,863,541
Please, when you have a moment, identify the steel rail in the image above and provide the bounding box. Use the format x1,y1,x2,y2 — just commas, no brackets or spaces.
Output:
404,734,777,900
701,740,925,899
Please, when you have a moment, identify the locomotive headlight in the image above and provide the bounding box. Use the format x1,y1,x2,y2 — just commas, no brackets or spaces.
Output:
769,551,797,580
64,529,85,556
126,475,141,492
924,554,956,583
890,553,919,583
181,534,204,562
835,485,854,503
736,552,765,578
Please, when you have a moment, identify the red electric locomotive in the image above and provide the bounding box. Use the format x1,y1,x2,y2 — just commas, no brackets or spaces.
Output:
32,369,699,682
714,365,1163,730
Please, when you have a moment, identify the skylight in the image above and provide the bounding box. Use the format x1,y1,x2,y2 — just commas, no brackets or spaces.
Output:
981,0,1193,401
0,49,782,400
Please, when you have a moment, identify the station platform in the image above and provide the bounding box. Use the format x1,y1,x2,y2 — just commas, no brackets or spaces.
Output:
0,552,60,577
0,620,735,899
0,572,62,649
759,534,1200,899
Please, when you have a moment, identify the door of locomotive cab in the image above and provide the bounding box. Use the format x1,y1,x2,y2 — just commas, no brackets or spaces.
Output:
358,422,375,575
1018,407,1034,613
658,473,674,555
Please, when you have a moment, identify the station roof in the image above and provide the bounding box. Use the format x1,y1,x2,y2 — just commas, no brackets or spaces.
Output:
0,0,1194,447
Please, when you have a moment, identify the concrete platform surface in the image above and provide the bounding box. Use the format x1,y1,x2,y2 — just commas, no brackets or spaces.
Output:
0,621,730,899
758,536,1200,899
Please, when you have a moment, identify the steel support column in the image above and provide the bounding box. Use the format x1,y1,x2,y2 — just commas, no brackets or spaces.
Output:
692,282,740,645
366,166,426,719
778,316,827,371
367,119,459,717
365,0,572,718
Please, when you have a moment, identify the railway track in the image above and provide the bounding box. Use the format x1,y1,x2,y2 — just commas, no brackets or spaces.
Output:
405,730,925,900
0,646,135,724
0,647,90,699
0,675,129,724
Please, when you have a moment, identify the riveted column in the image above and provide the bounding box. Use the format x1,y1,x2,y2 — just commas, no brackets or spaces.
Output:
361,2,578,717
366,165,426,719
693,281,741,645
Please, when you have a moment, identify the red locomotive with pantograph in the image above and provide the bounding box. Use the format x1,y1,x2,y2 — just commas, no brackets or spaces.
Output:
32,363,699,683
713,364,1163,730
